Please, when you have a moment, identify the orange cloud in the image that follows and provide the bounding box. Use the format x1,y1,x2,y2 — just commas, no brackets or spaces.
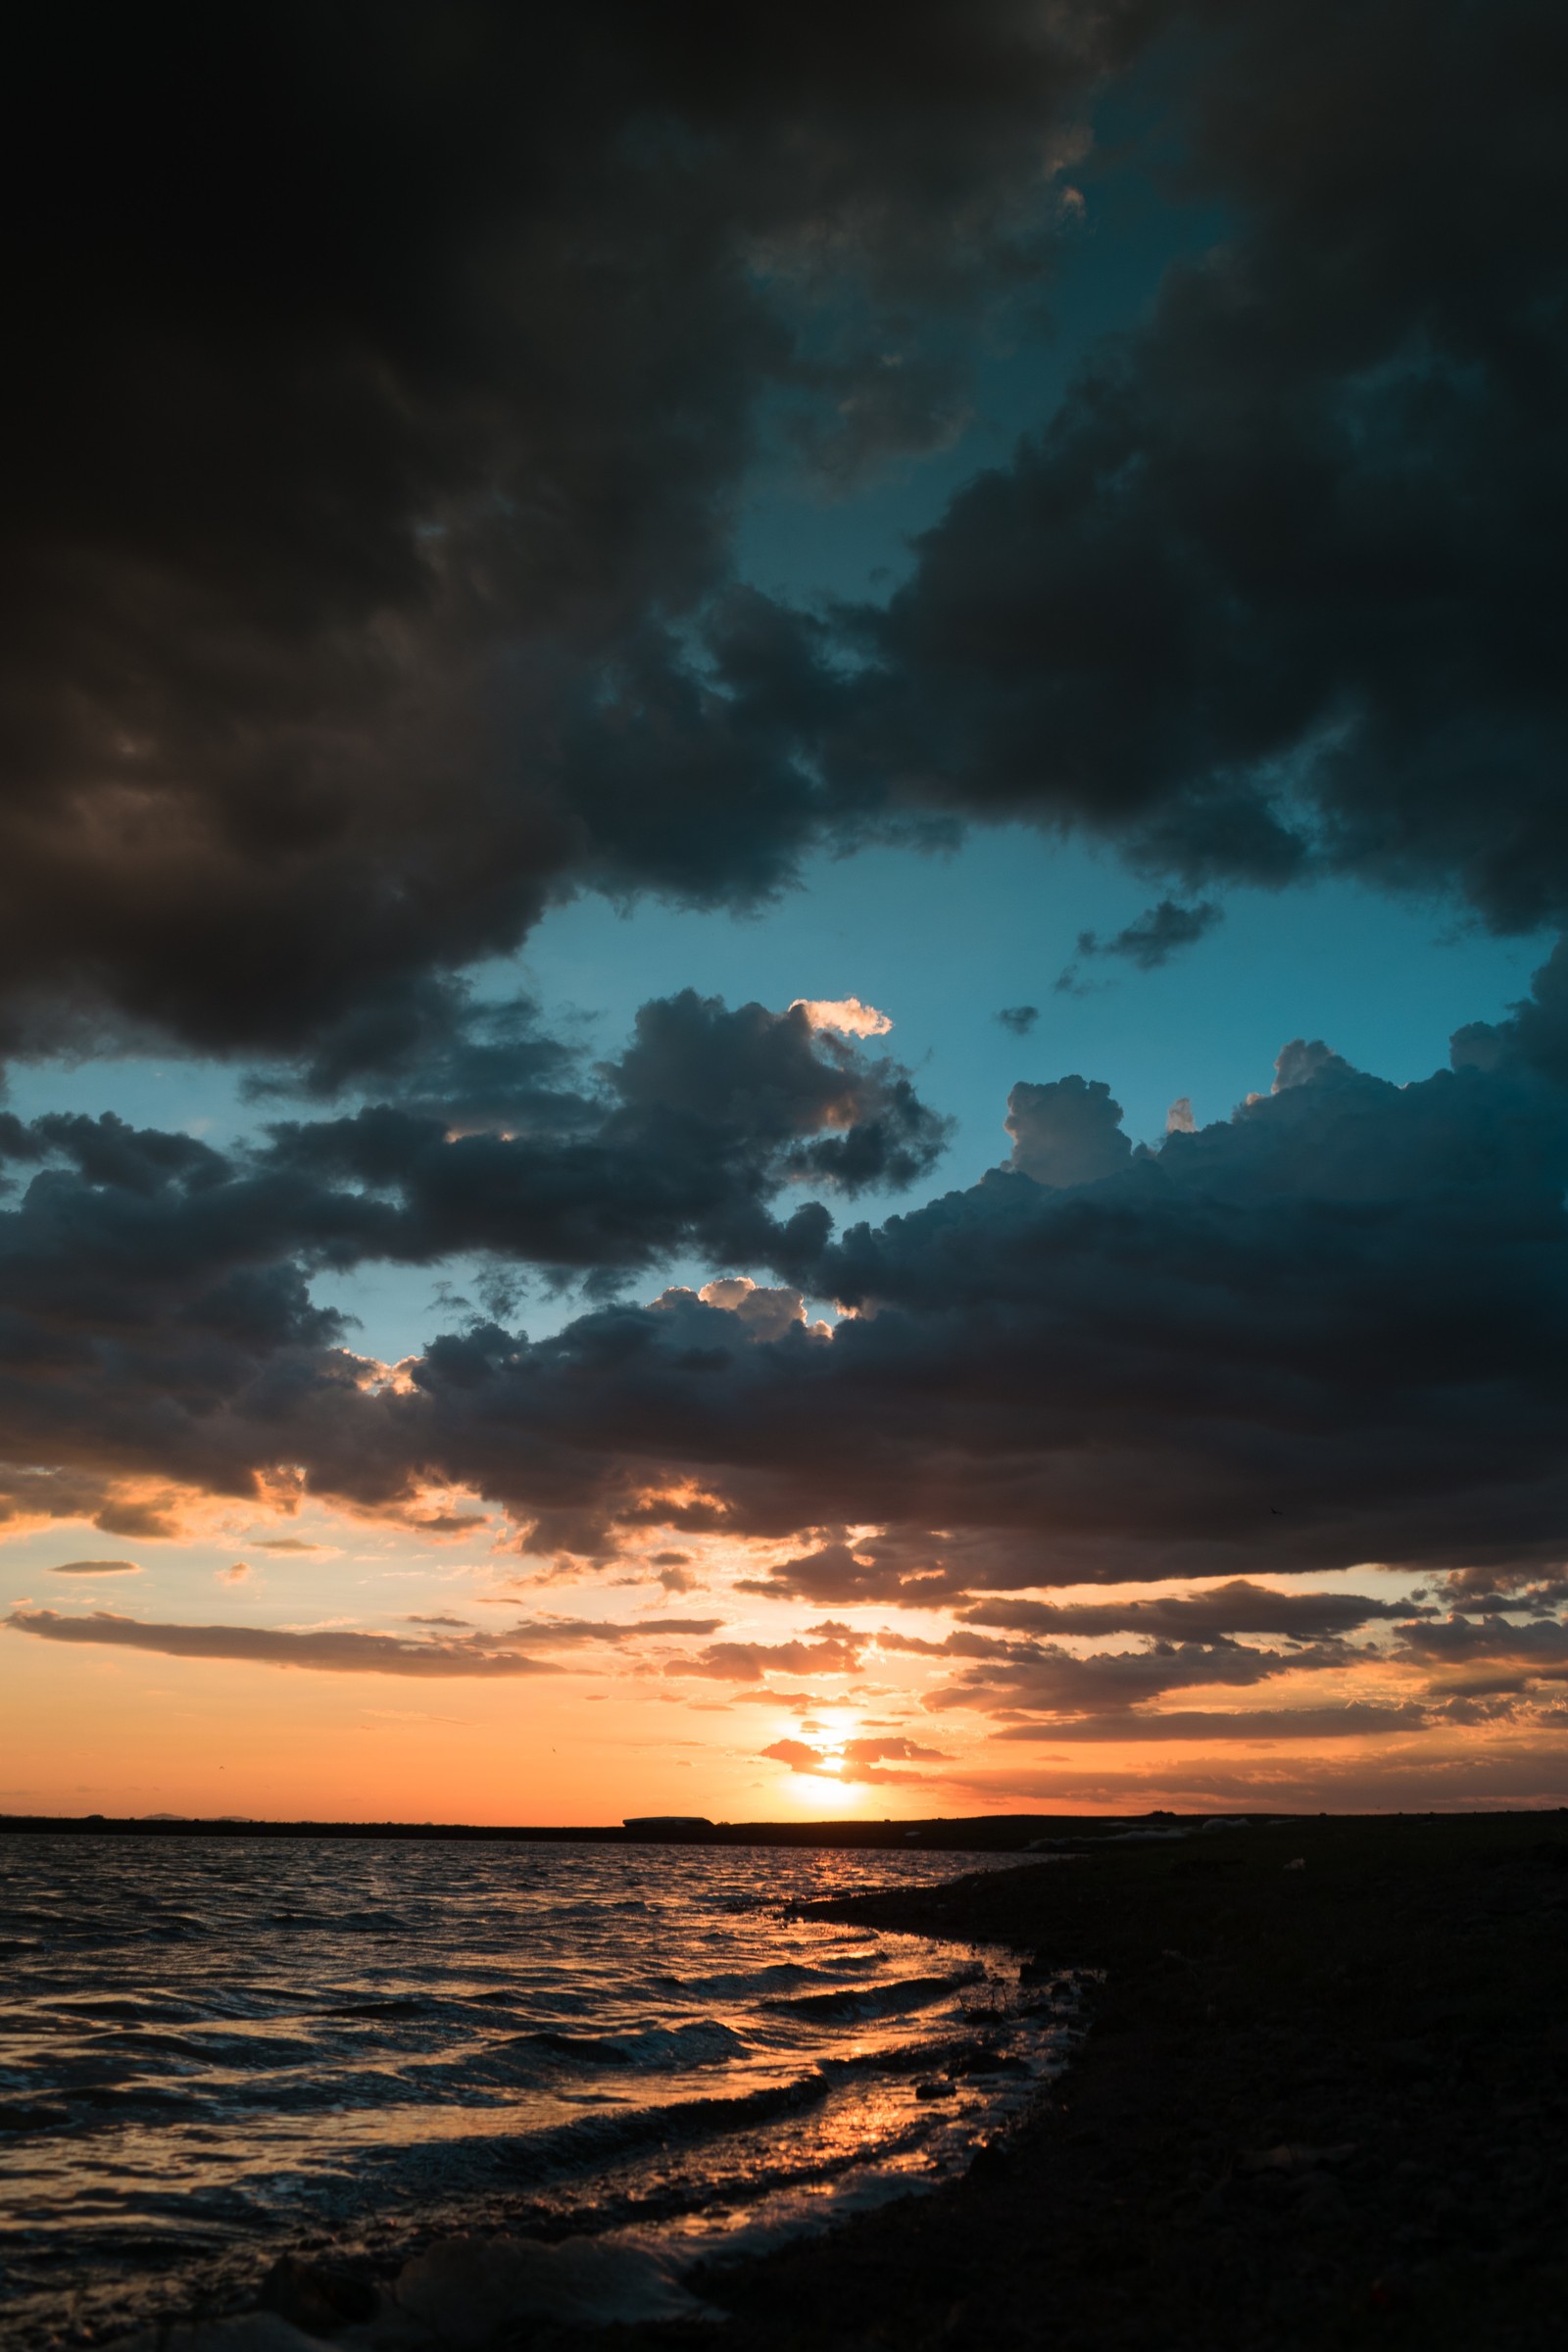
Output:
789,996,893,1038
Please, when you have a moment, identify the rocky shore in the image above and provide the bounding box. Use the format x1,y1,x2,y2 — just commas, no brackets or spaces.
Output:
688,1810,1568,2352
118,1812,1568,2352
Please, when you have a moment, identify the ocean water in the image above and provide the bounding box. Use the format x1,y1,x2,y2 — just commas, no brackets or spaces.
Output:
0,1836,1079,2344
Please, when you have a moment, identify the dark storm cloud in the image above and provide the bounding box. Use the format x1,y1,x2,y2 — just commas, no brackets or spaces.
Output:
12,967,1568,1582
796,0,1568,930
227,967,1568,1581
0,987,951,1536
262,992,950,1281
0,2,1561,1083
0,988,942,1335
0,1,1148,1061
1,0,1567,1622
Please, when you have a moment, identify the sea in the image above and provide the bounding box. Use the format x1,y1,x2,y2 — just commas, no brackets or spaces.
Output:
0,1835,1081,2344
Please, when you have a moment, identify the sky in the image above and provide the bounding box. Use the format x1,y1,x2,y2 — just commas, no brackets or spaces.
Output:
4,1,1568,1823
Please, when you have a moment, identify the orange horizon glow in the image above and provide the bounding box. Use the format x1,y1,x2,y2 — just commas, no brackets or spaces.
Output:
5,1502,1568,1826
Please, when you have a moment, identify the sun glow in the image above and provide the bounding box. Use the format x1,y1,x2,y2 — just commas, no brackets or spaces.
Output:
796,1771,861,1809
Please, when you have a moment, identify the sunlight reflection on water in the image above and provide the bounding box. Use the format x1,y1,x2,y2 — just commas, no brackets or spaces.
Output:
0,1836,1076,2343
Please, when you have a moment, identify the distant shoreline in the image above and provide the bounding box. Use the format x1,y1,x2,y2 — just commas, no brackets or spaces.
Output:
1,1806,1553,1850
0,1809,1072,1849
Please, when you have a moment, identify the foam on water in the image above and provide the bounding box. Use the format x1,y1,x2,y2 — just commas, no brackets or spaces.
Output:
0,1836,1079,2344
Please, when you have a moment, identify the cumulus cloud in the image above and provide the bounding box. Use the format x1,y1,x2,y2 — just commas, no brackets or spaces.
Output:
238,963,1568,1596
1004,1074,1133,1186
789,998,894,1040
13,959,1568,1603
0,988,948,1545
693,1279,816,1344
256,989,949,1282
996,1005,1040,1036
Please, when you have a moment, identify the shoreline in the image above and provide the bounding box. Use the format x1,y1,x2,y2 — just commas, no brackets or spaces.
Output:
69,1811,1568,2350
0,1810,1149,1847
643,1810,1568,2351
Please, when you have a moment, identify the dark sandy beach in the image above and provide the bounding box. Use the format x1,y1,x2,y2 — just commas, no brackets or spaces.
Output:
113,1810,1568,2352
647,1810,1568,2352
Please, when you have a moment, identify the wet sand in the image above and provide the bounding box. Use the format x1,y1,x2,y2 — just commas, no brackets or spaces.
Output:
113,1812,1568,2352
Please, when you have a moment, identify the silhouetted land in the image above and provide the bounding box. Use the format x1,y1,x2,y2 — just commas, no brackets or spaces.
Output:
628,1810,1568,2352
0,1812,1071,1847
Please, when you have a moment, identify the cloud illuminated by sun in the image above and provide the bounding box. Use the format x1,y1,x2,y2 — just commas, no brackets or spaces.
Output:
790,996,893,1039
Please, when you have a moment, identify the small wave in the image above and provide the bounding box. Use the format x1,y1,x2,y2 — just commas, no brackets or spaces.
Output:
83,2029,213,2060
498,2071,837,2181
764,1967,983,2023
512,2019,748,2072
613,2020,749,2067
655,1961,838,2000
515,2031,631,2068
